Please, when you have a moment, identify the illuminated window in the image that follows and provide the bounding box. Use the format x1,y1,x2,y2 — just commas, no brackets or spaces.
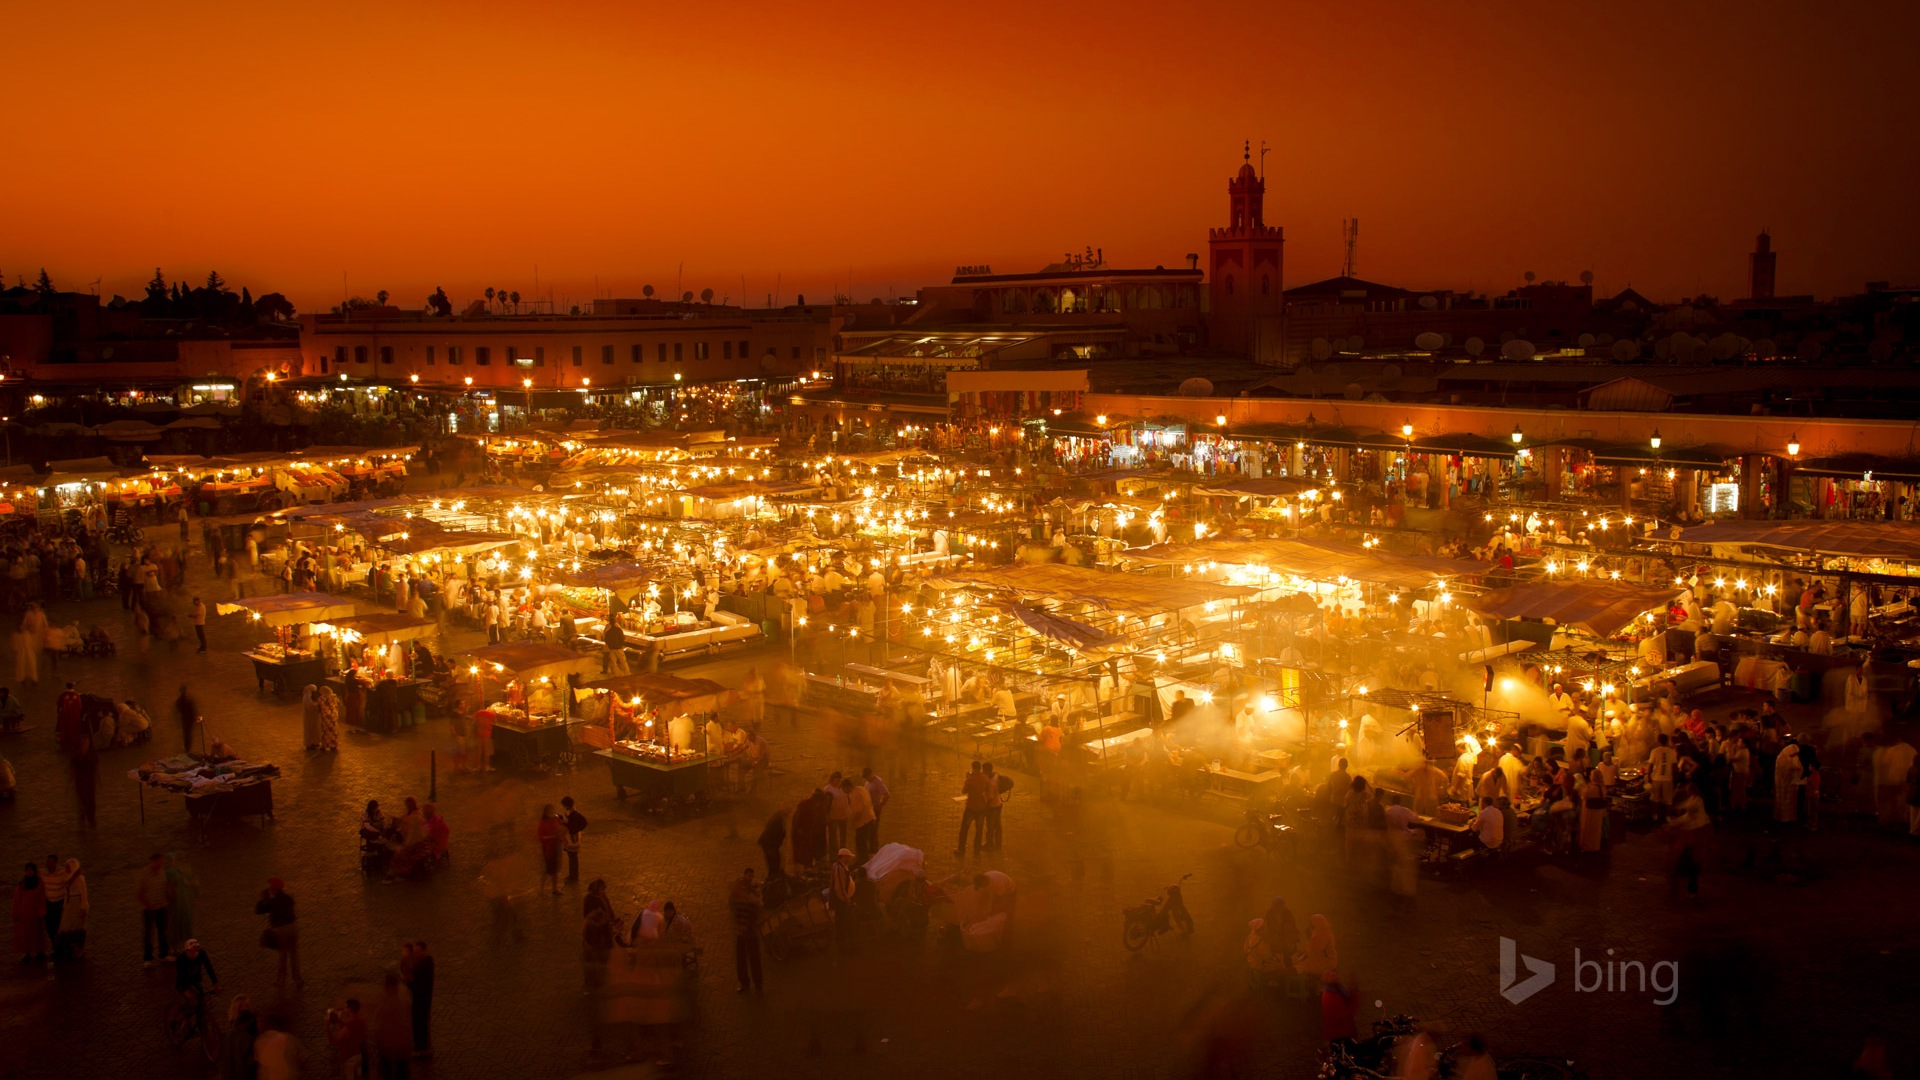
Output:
475,346,491,365
694,342,709,361
448,346,462,365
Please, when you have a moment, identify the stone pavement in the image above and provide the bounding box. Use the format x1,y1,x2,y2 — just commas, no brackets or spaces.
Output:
1,542,1917,1080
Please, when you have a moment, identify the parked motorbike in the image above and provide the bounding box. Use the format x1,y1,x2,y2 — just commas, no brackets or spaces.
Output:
1122,872,1193,951
1234,800,1295,854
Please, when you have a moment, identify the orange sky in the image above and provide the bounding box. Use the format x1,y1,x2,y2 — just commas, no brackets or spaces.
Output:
7,0,1917,312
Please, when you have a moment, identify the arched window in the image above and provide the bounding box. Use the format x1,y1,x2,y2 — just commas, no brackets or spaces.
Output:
1225,276,1235,297
1260,275,1270,296
1033,288,1057,314
1002,289,1026,314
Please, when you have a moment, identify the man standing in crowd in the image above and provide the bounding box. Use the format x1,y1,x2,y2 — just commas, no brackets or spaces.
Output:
729,867,763,994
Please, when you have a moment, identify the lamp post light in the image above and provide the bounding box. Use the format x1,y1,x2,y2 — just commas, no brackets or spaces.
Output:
1786,433,1800,458
1649,428,1662,451
1511,424,1523,445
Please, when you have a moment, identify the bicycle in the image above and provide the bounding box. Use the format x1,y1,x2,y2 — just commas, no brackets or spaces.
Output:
164,985,223,1063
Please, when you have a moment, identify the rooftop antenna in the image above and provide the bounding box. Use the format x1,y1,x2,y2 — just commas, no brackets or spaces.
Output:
1341,218,1360,279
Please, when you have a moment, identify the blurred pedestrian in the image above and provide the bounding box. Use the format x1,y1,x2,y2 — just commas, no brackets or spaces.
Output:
254,1013,297,1080
371,972,414,1078
982,762,1006,851
560,796,588,883
12,861,48,965
758,809,787,879
846,776,876,860
164,853,200,947
402,940,434,1058
136,852,172,966
537,805,564,895
55,859,87,960
730,867,763,993
192,596,208,653
581,879,615,991
325,998,366,1080
254,877,302,988
40,855,68,962
175,685,199,755
221,995,260,1080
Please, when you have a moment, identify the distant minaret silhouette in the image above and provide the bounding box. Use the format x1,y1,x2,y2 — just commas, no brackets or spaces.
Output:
1749,229,1777,301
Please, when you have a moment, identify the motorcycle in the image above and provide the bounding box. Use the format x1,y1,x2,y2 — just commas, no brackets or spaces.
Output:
1234,800,1295,854
1122,872,1194,951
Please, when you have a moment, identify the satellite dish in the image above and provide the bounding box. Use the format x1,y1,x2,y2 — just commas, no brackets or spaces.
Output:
1708,333,1744,361
1414,332,1444,352
1418,295,1438,310
642,285,655,298
1752,338,1778,359
700,288,715,304
1347,336,1365,353
1343,382,1364,400
1611,340,1641,362
1577,332,1596,349
1501,339,1536,361
1580,270,1594,285
1797,338,1823,361
1321,363,1343,380
681,291,694,303
1310,338,1333,361
1177,377,1214,397
1523,270,1537,284
1380,364,1402,382
1597,333,1614,345
1464,337,1485,357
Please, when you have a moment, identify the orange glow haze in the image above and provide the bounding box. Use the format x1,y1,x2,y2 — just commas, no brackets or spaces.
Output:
6,0,1917,310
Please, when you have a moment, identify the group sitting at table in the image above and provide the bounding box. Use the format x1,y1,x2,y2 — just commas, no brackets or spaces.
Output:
358,796,451,880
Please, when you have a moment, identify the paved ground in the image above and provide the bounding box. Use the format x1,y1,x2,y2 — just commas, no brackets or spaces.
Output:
3,532,1919,1080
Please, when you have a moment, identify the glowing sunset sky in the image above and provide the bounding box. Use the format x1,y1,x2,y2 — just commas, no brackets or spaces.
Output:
6,0,1916,311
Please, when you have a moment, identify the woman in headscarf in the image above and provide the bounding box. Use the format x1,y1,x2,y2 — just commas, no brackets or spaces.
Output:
56,859,87,959
317,684,341,752
219,994,259,1080
1773,743,1804,824
164,854,200,948
1295,913,1337,977
12,861,47,964
301,685,322,750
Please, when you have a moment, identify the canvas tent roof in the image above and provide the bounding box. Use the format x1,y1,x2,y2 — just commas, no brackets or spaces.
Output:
463,641,599,680
1463,582,1679,639
216,591,357,626
930,563,1253,615
580,673,735,716
1671,520,1920,562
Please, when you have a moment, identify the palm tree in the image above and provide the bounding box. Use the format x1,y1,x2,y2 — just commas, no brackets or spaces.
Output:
509,290,521,313
376,289,390,306
484,286,496,311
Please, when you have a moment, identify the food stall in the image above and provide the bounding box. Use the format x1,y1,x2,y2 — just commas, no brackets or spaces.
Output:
462,641,602,768
317,613,441,733
577,672,737,800
219,592,358,697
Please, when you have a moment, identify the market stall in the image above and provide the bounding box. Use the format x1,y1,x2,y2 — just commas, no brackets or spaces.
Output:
577,672,737,800
132,754,281,827
219,592,358,696
463,641,602,769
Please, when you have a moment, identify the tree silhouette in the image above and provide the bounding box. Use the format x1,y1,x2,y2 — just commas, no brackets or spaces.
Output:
145,268,168,304
205,270,227,293
509,290,520,313
427,287,452,317
376,289,390,305
255,292,296,321
484,287,495,312
33,269,54,296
